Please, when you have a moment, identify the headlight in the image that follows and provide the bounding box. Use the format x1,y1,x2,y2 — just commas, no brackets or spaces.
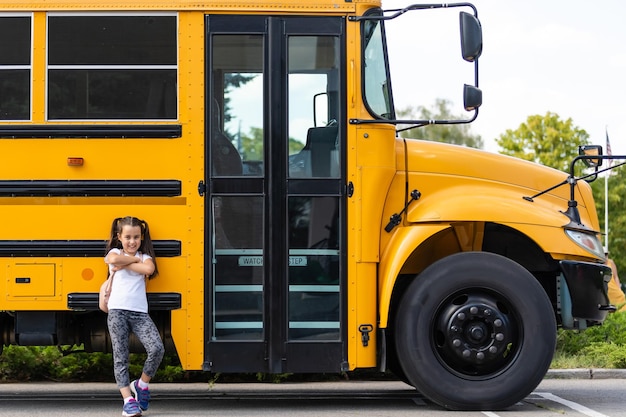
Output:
564,229,605,258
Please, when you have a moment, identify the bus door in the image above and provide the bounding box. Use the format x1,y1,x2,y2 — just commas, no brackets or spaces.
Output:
205,15,346,373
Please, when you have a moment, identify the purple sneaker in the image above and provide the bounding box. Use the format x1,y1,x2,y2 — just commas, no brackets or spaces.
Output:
130,380,151,411
122,398,142,417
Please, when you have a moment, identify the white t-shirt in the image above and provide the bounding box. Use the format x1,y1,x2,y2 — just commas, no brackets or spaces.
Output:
105,248,152,313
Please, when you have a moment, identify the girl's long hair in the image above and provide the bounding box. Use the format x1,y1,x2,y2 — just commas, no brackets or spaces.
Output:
105,216,159,279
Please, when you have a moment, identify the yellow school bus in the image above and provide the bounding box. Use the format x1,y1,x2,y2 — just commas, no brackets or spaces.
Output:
0,0,612,410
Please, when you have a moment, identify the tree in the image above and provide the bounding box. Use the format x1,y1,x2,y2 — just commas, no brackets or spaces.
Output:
397,98,483,149
496,112,590,174
235,126,303,161
223,73,257,125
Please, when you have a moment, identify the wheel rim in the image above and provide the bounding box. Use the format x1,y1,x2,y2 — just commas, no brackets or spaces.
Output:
432,290,521,378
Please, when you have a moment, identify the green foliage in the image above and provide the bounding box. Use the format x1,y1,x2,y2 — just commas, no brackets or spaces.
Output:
0,346,382,382
0,346,191,382
582,343,626,368
496,112,589,174
0,345,47,381
235,126,263,161
553,342,626,369
226,126,304,163
207,372,221,388
0,346,113,382
397,99,484,149
48,348,113,381
553,311,626,368
255,372,293,383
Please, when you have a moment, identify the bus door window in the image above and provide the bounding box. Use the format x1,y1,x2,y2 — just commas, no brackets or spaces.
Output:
210,33,265,340
288,36,340,179
287,35,341,341
216,36,264,178
288,196,340,340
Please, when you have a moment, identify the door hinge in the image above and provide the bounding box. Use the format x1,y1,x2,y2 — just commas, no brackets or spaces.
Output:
346,181,354,198
198,180,207,196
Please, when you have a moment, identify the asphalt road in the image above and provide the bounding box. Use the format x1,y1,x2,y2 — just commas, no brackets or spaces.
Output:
0,370,625,417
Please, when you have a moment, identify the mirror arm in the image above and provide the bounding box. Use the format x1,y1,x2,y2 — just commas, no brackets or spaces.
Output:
474,60,479,90
525,154,626,227
571,157,626,182
349,2,478,22
525,155,626,202
350,109,478,129
569,154,626,178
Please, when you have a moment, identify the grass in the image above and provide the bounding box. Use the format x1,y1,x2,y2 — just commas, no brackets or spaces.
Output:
552,310,626,369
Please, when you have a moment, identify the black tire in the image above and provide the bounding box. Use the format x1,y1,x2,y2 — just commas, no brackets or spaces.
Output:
385,336,413,386
395,252,556,410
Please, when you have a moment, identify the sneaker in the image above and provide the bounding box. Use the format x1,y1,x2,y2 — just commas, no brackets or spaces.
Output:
130,379,151,411
122,398,142,417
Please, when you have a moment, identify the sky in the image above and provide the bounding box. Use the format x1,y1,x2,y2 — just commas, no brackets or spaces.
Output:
385,1,626,155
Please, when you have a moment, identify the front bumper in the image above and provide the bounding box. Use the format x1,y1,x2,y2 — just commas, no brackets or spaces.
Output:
559,260,613,328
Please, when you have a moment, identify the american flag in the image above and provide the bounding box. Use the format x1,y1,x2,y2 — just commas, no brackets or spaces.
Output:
606,129,613,168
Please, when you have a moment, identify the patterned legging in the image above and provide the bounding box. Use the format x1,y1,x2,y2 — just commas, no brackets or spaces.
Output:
107,309,165,388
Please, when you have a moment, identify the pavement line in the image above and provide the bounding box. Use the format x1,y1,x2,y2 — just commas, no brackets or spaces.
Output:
482,412,501,417
533,392,609,417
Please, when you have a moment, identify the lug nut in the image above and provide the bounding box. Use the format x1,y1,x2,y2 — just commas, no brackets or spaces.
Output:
470,327,484,339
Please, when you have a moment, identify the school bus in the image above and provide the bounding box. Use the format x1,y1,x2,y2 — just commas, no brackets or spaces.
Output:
0,0,612,411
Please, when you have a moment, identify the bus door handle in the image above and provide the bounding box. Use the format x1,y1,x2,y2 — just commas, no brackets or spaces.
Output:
359,324,373,347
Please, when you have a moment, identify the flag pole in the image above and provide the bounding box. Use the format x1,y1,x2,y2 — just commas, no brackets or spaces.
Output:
605,166,609,250
605,127,611,251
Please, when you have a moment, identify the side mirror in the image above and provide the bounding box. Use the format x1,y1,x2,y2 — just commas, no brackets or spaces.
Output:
460,11,482,62
579,145,603,168
463,84,482,111
313,92,328,127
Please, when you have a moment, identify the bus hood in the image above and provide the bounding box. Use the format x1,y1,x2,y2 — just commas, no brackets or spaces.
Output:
400,139,599,230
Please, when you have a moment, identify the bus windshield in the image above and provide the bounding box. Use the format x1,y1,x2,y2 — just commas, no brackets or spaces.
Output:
362,16,394,120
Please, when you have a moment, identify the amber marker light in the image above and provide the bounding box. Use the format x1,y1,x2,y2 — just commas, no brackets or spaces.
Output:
67,157,84,166
82,268,94,281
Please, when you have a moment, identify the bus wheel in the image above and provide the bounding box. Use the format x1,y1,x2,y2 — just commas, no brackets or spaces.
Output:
394,252,556,410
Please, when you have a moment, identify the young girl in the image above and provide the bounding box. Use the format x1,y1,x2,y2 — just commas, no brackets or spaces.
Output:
105,216,165,417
